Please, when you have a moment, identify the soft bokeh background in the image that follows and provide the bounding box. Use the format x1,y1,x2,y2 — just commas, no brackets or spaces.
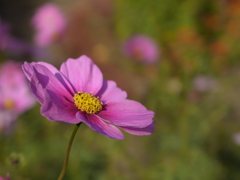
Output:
1,0,240,179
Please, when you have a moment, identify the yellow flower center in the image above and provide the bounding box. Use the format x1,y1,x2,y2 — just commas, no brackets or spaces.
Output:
3,99,14,110
73,92,103,114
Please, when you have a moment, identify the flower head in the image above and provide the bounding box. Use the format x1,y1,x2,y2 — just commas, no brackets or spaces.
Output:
22,55,155,139
0,173,10,180
0,61,35,133
32,3,66,47
124,34,159,63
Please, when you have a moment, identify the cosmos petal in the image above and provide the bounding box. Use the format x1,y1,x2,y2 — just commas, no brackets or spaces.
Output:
38,62,76,95
29,74,45,104
32,64,73,101
99,100,154,128
23,62,76,105
23,62,45,104
60,55,103,95
31,64,78,123
96,80,127,103
22,62,31,80
76,112,124,140
119,121,156,135
41,89,79,123
37,61,59,74
23,61,59,80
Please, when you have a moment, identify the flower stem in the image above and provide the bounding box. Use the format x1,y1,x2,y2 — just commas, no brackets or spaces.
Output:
57,122,82,180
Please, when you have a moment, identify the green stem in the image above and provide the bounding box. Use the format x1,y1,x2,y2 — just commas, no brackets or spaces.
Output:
57,122,82,180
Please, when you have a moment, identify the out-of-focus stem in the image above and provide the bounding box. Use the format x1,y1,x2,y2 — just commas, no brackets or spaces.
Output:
57,122,82,180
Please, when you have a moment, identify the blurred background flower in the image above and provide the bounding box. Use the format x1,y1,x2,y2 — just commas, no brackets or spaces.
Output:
32,3,67,47
0,19,41,57
0,173,10,180
232,132,240,145
123,34,159,64
0,61,35,134
193,75,217,92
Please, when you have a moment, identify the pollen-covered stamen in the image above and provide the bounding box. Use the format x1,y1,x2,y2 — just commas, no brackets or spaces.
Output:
73,92,103,114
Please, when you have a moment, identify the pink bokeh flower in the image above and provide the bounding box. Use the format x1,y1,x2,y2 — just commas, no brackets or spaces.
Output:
0,61,35,133
124,34,159,63
32,3,67,47
232,132,240,145
0,173,10,180
22,55,155,139
193,75,217,92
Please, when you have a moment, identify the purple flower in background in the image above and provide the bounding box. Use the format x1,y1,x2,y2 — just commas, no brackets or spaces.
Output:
0,173,10,180
32,3,67,47
0,19,40,56
124,35,159,63
0,21,24,54
22,55,155,139
0,61,35,134
193,75,217,92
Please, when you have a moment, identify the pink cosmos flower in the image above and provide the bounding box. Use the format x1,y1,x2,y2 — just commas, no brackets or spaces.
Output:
124,35,159,63
0,173,10,180
0,61,35,133
22,55,155,139
32,3,67,47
